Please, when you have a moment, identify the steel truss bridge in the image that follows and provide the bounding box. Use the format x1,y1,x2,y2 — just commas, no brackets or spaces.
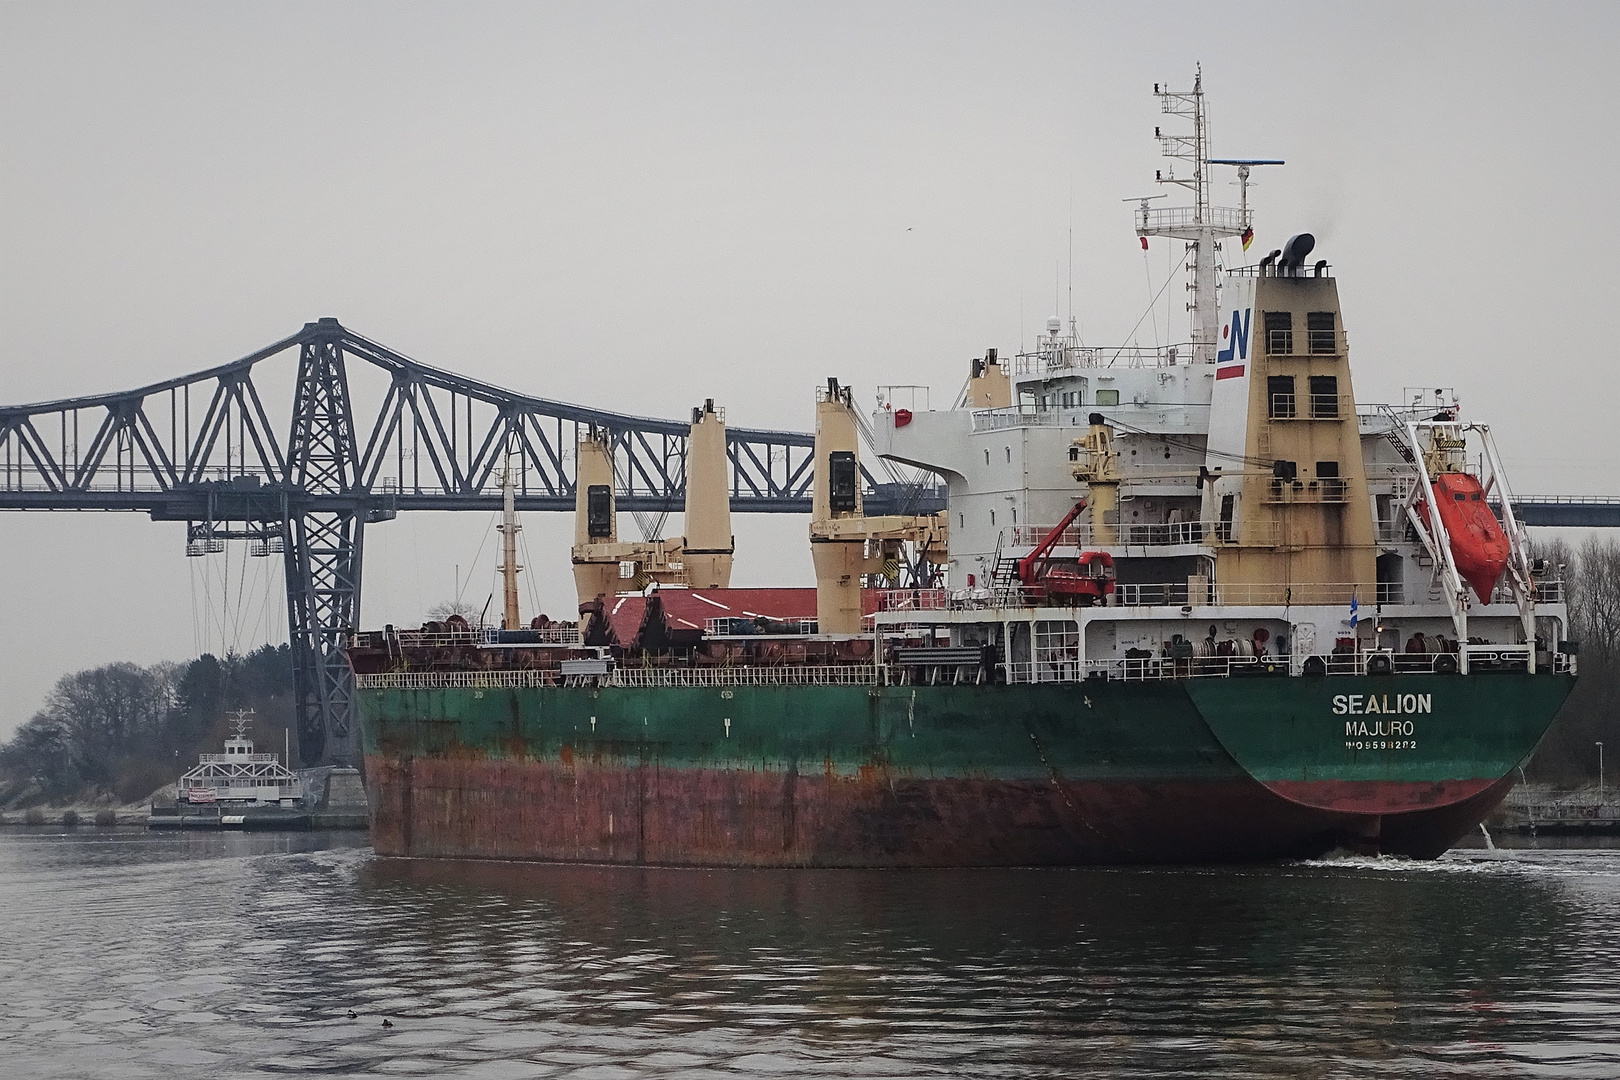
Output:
0,319,941,765
2,318,1616,764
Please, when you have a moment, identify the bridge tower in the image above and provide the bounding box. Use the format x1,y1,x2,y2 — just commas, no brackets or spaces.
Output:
283,318,365,765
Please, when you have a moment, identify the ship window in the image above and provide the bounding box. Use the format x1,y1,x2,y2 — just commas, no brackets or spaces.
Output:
1315,461,1339,478
1267,376,1296,419
1307,311,1336,354
990,510,996,526
984,449,990,465
586,485,613,538
828,451,858,512
1309,375,1339,418
1470,493,1483,501
1096,389,1119,406
1005,447,1012,463
1265,311,1293,354
1454,492,1466,502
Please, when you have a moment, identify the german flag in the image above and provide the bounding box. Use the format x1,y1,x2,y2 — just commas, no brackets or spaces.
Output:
1241,227,1255,252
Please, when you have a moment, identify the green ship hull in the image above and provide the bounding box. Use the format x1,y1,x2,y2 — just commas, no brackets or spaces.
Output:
357,672,1573,865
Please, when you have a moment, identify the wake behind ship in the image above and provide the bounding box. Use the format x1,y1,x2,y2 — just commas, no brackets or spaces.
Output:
349,76,1575,866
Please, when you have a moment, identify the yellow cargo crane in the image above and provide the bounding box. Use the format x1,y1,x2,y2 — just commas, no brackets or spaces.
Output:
571,400,734,607
810,378,947,635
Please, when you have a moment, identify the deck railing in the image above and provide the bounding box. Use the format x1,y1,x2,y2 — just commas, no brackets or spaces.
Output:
1006,519,1279,548
608,665,877,687
357,665,881,690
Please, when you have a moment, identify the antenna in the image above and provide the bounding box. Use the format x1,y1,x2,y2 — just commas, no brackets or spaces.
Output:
1135,74,1281,363
227,707,255,738
1206,158,1285,221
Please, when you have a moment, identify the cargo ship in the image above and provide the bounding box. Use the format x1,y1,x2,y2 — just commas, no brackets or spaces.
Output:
349,76,1575,865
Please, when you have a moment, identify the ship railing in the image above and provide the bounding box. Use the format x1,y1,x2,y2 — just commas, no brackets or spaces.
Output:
356,666,884,690
1007,520,1275,548
1376,521,1411,544
876,586,1044,612
1462,643,1533,668
879,580,1379,611
703,616,818,636
350,626,585,650
1264,477,1350,504
356,670,561,690
1000,655,1279,683
1266,393,1351,421
1112,582,1193,607
1011,343,1193,375
1226,261,1332,279
606,665,878,687
477,626,584,646
1078,655,1279,682
1388,652,1454,674
1142,204,1250,235
1209,582,1368,606
971,408,1066,432
196,753,281,765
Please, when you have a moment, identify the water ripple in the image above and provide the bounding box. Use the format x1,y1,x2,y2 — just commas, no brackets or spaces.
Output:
4,833,1620,1077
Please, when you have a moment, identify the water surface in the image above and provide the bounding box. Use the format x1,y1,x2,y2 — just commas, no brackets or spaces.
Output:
2,829,1618,1078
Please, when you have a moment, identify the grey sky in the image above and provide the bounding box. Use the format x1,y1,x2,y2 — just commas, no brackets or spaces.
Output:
3,2,1618,737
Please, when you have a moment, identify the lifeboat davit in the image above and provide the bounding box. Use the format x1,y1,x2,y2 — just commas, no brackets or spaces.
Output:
1421,473,1510,602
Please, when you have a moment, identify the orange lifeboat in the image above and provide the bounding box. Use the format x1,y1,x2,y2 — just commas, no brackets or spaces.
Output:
1420,472,1510,602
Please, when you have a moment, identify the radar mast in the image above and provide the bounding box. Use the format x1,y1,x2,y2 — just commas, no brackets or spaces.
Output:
1136,69,1281,363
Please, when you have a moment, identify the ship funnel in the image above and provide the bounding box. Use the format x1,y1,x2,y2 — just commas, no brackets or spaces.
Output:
1277,233,1316,270
967,348,1011,409
683,399,733,588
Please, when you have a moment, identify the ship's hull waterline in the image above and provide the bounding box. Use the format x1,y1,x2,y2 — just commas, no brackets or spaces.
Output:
357,674,1572,866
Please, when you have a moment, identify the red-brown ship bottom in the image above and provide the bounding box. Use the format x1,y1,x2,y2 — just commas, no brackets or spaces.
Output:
364,754,1512,866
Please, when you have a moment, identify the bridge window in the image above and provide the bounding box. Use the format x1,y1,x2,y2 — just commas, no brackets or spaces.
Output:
1267,376,1295,419
1308,312,1336,354
1265,311,1293,354
1096,389,1119,406
1309,375,1339,419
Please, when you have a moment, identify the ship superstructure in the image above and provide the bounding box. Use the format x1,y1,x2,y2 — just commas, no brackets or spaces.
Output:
177,710,303,808
347,76,1575,866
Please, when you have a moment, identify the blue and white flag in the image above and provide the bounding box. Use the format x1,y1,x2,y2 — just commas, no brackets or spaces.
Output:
1348,595,1360,628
